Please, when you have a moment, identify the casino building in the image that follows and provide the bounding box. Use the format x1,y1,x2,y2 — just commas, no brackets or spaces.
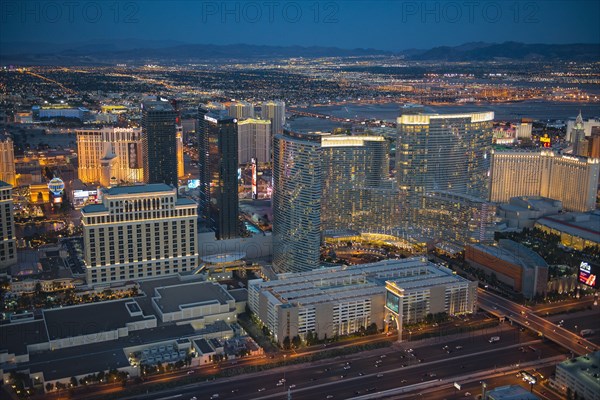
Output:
82,184,198,285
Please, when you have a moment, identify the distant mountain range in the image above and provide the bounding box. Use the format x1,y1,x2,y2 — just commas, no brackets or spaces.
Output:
0,41,598,65
408,41,600,61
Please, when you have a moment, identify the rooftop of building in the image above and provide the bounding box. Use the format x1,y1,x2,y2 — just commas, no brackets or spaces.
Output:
228,288,248,303
536,211,600,243
104,184,174,196
175,197,197,206
80,203,108,213
43,299,152,340
142,100,175,112
320,135,386,147
0,180,11,188
386,264,472,292
204,113,236,123
201,252,246,264
152,282,234,314
486,384,540,400
467,239,548,270
557,351,600,393
193,338,215,354
508,196,562,211
28,344,130,381
397,111,494,125
237,118,270,125
0,319,49,356
255,258,466,306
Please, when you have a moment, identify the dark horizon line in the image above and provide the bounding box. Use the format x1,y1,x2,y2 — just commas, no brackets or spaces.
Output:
1,39,600,54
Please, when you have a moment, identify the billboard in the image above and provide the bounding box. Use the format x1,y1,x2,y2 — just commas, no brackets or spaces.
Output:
251,158,258,199
128,143,140,169
540,134,551,148
187,179,200,189
579,261,598,289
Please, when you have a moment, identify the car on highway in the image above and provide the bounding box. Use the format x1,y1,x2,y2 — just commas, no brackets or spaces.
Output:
258,388,266,392
210,395,219,399
326,396,334,399
377,373,384,378
289,384,296,389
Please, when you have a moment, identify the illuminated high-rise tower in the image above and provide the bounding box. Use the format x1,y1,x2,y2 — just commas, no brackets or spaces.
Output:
77,127,143,185
273,130,323,273
237,118,271,164
0,134,16,187
0,181,17,272
197,110,239,240
228,101,255,120
261,100,286,137
273,130,398,273
396,112,495,242
142,100,178,187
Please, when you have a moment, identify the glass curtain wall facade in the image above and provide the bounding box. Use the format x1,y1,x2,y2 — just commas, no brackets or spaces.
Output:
198,112,239,239
272,130,323,273
396,112,494,239
141,101,178,187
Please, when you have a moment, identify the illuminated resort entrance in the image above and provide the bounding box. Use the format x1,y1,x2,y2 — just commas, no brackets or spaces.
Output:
384,283,404,342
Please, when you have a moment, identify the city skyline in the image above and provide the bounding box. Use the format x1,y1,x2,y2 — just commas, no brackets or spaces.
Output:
1,2,599,397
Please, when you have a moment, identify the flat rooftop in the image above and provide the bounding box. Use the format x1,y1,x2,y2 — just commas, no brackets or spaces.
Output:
387,264,472,292
486,385,540,400
557,351,600,393
0,319,48,356
257,258,456,306
28,345,130,381
152,282,234,314
536,211,600,243
193,338,214,354
142,101,175,112
43,299,151,340
81,203,108,213
105,184,174,196
228,288,248,302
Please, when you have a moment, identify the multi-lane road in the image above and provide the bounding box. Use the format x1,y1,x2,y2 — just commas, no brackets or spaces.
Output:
130,327,567,400
478,289,598,355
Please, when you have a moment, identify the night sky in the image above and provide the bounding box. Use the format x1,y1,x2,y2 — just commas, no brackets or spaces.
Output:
1,0,599,50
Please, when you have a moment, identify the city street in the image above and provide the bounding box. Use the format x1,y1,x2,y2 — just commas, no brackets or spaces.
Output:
118,326,567,400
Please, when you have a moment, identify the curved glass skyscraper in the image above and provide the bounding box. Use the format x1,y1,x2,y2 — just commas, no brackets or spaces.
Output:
273,130,323,273
273,130,398,273
396,112,494,242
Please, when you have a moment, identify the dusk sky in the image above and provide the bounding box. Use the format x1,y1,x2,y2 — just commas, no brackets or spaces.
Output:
1,0,599,51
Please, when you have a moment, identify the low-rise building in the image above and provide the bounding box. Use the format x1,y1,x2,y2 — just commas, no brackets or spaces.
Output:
249,258,477,344
0,275,248,387
554,351,600,400
465,239,548,299
151,281,237,325
496,196,562,231
535,211,600,250
485,385,539,400
384,264,477,327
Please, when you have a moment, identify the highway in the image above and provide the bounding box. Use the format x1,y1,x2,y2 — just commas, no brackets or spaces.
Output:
478,288,598,356
125,327,567,400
